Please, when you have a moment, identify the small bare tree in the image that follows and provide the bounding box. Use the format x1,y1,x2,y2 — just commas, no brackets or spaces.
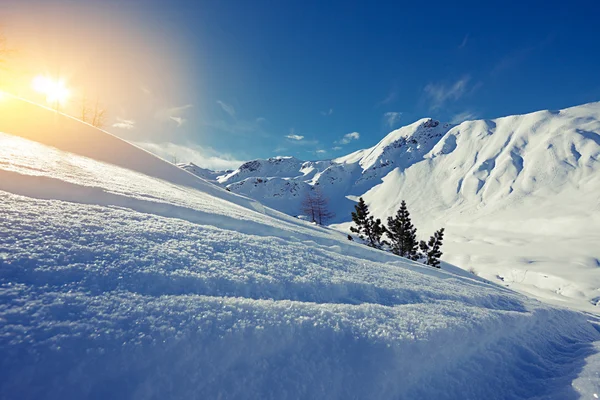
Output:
80,96,89,122
301,189,316,223
80,95,107,128
313,185,335,225
91,101,107,128
301,185,335,225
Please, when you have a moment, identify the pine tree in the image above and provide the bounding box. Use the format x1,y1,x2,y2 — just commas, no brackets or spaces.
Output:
386,200,418,259
350,197,387,249
422,228,445,268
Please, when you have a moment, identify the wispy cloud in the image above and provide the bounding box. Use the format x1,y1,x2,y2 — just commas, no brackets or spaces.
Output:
384,112,403,128
491,36,555,78
424,76,471,110
321,108,333,116
256,117,267,123
332,146,342,151
170,116,185,127
135,141,244,171
376,86,397,107
216,100,236,117
459,34,469,49
491,48,531,77
338,132,360,145
450,111,478,124
112,117,135,130
316,149,327,154
156,104,193,127
286,134,305,141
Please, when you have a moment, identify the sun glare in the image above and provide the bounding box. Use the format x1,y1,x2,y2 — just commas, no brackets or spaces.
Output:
31,75,70,106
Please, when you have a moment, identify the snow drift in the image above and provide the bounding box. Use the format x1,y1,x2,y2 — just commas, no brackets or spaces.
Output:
1,95,600,399
206,104,600,313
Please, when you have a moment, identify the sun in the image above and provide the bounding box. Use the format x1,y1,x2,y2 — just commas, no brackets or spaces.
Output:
32,75,70,106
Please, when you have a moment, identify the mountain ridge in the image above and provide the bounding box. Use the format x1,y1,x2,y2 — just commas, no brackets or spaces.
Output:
184,101,600,312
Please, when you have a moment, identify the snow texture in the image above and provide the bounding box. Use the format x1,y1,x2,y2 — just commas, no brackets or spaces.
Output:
204,105,600,313
1,96,600,399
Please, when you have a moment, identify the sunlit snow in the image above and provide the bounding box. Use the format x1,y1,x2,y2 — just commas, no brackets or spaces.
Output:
1,96,600,399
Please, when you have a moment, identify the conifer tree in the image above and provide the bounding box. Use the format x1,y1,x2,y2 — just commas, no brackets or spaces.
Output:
386,200,418,259
350,197,387,249
421,228,445,268
419,240,429,257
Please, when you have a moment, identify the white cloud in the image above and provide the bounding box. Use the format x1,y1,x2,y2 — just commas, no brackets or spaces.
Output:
316,149,327,154
286,128,305,141
135,141,244,171
156,104,193,127
451,111,478,124
321,108,333,116
332,146,342,151
286,134,305,141
170,116,185,127
424,76,470,109
112,117,135,130
217,100,236,117
384,112,402,128
338,132,360,145
256,117,267,123
459,34,469,49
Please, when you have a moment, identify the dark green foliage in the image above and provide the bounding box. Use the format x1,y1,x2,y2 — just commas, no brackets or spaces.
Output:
421,228,444,268
386,200,418,259
350,197,387,249
347,234,353,241
419,240,429,255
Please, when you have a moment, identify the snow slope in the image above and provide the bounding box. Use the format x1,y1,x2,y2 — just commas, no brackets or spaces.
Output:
203,104,600,313
1,95,600,399
178,162,232,182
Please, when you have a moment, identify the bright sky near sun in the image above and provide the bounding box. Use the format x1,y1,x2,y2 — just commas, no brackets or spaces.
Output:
1,0,599,169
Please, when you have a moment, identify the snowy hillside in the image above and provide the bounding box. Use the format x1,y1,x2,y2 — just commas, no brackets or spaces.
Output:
178,162,232,183
2,95,600,398
199,103,600,313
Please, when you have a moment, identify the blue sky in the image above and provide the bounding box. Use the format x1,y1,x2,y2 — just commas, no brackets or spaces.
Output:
4,0,600,169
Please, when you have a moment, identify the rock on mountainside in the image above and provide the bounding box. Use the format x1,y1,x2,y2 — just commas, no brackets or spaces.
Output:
188,103,600,313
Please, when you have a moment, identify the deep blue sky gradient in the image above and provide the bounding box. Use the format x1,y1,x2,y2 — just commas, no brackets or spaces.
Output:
6,0,600,165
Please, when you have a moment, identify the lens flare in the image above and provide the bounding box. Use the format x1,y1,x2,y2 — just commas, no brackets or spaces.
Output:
31,75,70,106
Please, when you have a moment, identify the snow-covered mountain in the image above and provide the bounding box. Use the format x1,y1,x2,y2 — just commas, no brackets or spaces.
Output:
2,95,600,398
178,162,232,182
194,103,600,313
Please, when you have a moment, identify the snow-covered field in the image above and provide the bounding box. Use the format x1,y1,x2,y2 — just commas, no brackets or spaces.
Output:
204,104,600,313
1,96,600,399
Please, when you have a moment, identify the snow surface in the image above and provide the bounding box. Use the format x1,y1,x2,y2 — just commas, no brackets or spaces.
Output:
204,104,600,314
178,162,232,183
1,95,600,399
